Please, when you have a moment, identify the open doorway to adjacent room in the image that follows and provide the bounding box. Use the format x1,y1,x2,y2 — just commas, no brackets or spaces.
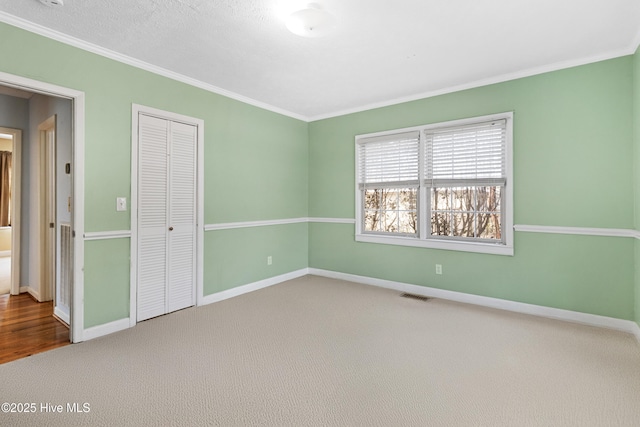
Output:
0,128,13,297
0,80,79,363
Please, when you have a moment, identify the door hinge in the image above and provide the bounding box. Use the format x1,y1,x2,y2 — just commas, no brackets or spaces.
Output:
49,222,55,229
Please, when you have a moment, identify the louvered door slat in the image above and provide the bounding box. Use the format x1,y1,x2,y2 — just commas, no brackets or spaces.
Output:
137,114,169,321
167,233,194,312
167,121,196,312
138,234,167,320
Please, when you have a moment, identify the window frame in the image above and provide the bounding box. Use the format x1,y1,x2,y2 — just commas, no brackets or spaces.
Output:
355,112,514,256
362,186,420,238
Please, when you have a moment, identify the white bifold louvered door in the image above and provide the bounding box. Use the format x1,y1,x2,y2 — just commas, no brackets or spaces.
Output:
137,114,197,322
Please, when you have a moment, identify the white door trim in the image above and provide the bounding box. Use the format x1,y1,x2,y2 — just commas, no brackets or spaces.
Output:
38,115,56,303
0,71,85,343
130,104,204,327
0,126,22,297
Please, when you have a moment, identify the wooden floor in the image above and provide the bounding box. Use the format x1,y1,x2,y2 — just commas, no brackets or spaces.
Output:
0,293,70,364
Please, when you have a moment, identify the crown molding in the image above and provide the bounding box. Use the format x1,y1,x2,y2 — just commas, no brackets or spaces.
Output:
0,12,307,122
307,47,637,122
631,26,640,55
1,11,638,124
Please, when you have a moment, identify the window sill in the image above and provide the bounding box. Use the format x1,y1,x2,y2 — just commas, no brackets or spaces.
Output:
355,233,514,256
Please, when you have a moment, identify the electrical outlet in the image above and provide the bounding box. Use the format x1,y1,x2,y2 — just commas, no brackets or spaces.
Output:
116,197,127,212
267,256,272,265
436,264,442,275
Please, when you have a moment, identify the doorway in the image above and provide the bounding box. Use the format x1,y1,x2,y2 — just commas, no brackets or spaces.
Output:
0,70,85,347
130,104,204,326
0,102,70,362
0,126,21,298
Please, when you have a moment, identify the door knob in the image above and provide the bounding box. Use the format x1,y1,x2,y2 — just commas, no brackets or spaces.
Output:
169,226,174,231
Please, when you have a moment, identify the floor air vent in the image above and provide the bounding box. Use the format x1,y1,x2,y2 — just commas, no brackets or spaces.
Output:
400,293,431,301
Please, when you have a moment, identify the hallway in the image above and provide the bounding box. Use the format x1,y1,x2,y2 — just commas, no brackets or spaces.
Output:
0,293,69,364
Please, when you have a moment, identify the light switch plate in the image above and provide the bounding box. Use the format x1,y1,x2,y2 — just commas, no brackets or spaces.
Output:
116,197,127,212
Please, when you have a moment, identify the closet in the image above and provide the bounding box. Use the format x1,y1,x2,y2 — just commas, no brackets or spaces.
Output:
136,113,197,322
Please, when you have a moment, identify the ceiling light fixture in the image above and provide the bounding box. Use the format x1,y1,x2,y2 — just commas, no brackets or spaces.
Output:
39,0,64,7
285,3,335,38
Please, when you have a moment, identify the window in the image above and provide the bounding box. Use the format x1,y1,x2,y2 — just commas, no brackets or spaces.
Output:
358,131,419,236
355,113,513,255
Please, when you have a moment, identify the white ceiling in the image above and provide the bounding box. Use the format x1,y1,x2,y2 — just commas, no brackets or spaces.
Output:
0,0,639,121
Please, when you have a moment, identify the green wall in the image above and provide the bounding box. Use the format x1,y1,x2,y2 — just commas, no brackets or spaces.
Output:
634,45,640,328
309,57,636,320
0,22,309,328
205,223,308,295
1,20,639,329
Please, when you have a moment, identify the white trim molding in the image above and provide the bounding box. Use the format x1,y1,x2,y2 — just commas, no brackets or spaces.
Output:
79,217,356,239
20,286,40,301
0,250,10,257
204,217,356,231
130,104,205,327
83,230,131,240
0,11,305,122
200,268,308,306
53,306,70,325
308,217,356,224
69,267,640,345
2,11,636,124
514,224,636,239
633,323,640,344
308,268,640,338
205,218,308,231
86,222,640,241
631,26,640,56
202,219,640,242
0,70,85,344
83,269,309,341
83,318,130,341
308,49,637,121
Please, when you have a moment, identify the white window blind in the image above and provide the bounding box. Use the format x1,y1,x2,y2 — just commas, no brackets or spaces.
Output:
424,119,506,186
354,112,513,255
357,131,420,189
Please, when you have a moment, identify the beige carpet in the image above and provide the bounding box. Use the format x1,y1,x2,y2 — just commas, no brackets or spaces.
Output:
1,275,639,426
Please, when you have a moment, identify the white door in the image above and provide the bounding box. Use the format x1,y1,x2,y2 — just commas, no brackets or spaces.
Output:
137,114,196,321
38,117,56,304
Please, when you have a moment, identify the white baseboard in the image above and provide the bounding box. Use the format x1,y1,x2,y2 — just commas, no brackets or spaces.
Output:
200,268,309,306
82,269,309,341
20,286,40,301
83,318,130,341
53,307,69,325
633,323,640,344
0,250,11,257
77,268,640,346
309,268,640,339
53,306,70,325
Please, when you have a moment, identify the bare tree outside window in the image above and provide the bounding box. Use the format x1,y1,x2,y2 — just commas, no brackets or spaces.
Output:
431,186,501,240
364,188,417,234
356,113,512,254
